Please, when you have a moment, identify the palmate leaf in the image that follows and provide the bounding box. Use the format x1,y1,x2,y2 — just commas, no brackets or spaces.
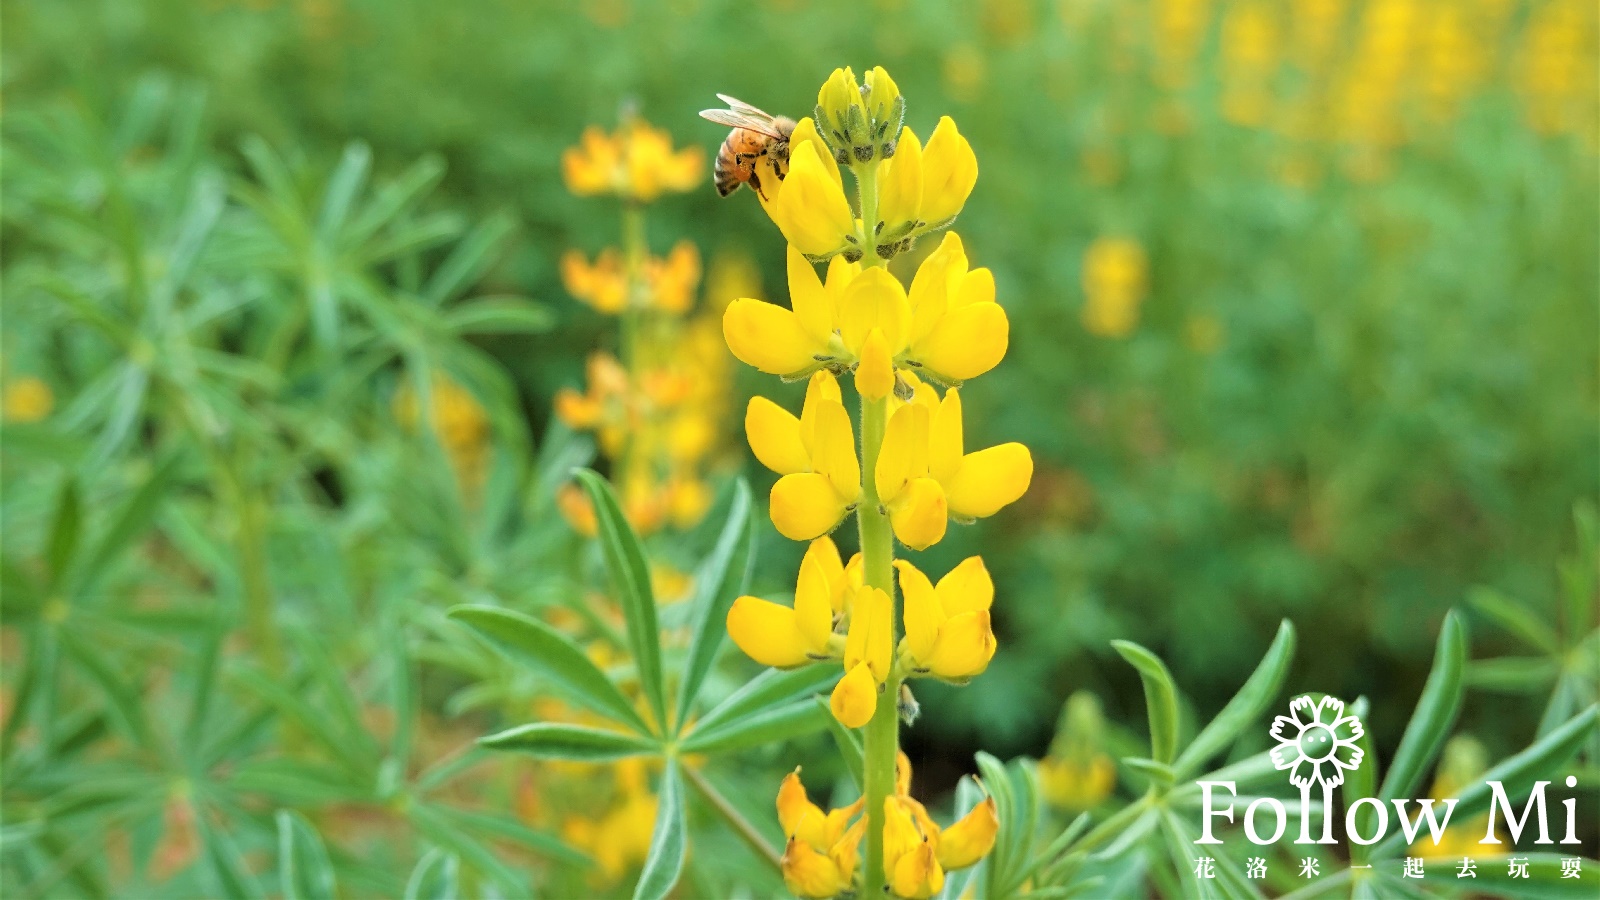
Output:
448,605,653,735
575,469,668,731
675,478,756,732
689,665,840,736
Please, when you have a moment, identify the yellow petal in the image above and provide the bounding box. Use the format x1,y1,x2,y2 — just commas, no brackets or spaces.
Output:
935,556,994,616
936,796,999,870
930,387,965,485
863,66,903,136
878,127,922,239
924,610,996,679
837,267,910,355
920,116,978,227
770,472,851,541
782,836,848,899
815,67,865,154
744,397,808,475
951,265,995,309
828,816,865,883
946,443,1033,519
802,536,849,614
777,768,827,844
845,586,893,681
895,751,915,796
888,477,948,551
875,400,929,507
726,596,813,668
881,797,922,876
798,371,843,456
810,399,862,506
907,232,966,345
787,245,835,345
895,559,943,663
912,300,1009,382
723,298,827,376
790,116,844,194
891,840,945,900
794,552,837,653
830,661,878,728
771,145,857,259
856,327,895,401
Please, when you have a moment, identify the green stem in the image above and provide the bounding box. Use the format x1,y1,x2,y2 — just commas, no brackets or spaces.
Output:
683,765,784,875
855,162,882,270
618,202,647,488
857,392,899,898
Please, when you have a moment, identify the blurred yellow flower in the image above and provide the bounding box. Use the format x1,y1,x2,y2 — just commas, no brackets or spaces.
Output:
561,758,660,883
1080,236,1147,338
2,376,54,423
393,373,491,498
1039,691,1117,812
1412,735,1503,859
562,120,703,203
562,240,701,315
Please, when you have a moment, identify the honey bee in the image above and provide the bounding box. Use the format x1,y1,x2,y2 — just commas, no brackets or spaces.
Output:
699,94,797,201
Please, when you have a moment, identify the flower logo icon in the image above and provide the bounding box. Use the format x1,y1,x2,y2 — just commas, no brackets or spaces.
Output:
1269,695,1365,789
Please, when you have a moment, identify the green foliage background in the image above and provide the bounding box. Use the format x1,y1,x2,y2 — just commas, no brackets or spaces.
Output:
2,0,1597,897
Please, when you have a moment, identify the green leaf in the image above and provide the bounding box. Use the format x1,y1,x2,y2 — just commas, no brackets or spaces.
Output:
1113,640,1181,764
197,812,266,900
1374,704,1599,859
1380,610,1467,802
277,810,337,900
1342,697,1378,866
819,696,865,790
690,665,840,736
443,296,555,335
675,479,755,731
403,849,459,900
575,469,668,731
74,451,182,598
427,806,590,867
347,155,447,247
448,605,652,735
45,477,81,589
633,759,687,900
1177,620,1295,778
407,804,526,895
1467,656,1561,692
679,699,830,754
479,722,658,761
59,630,151,749
424,212,515,305
1122,757,1176,789
317,142,371,241
1467,587,1559,654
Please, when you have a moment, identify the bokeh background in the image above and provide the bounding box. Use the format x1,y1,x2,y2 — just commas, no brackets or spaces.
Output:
3,0,1597,896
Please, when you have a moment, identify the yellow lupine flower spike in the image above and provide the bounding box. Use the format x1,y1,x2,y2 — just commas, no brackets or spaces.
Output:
895,558,997,681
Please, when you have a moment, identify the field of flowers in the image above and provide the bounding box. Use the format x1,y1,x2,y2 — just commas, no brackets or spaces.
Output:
2,1,1596,897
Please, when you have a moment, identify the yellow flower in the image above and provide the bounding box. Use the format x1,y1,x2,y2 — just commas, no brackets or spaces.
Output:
561,248,628,313
815,66,904,166
393,372,491,498
917,117,979,231
776,759,996,899
646,241,702,313
768,132,860,261
1040,692,1117,811
777,769,865,898
563,241,701,314
902,232,1009,385
876,383,1032,548
723,247,853,379
832,585,893,727
895,557,996,682
743,371,862,540
1081,236,1147,338
2,377,53,423
725,537,851,668
553,352,632,458
861,67,905,154
562,120,702,203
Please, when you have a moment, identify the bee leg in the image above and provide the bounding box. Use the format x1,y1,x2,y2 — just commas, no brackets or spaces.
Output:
750,171,768,202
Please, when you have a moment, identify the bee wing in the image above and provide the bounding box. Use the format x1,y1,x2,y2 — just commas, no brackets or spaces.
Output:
698,108,786,139
716,94,774,119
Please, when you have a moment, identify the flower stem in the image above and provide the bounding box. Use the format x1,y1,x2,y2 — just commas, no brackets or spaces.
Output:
857,392,899,898
682,764,784,875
